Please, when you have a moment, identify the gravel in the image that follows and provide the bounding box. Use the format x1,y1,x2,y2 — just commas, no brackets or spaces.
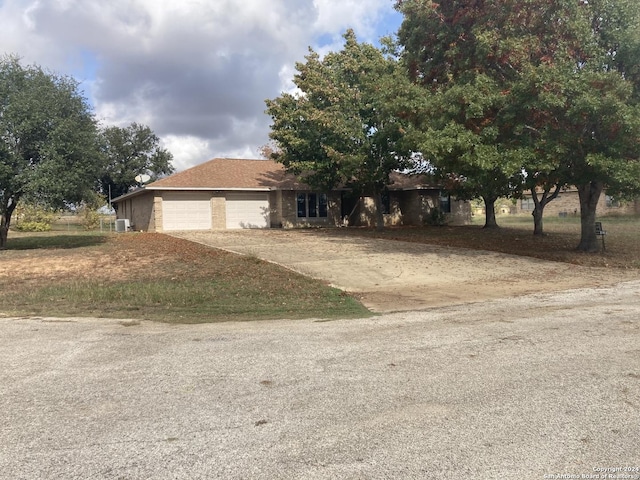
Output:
2,280,640,479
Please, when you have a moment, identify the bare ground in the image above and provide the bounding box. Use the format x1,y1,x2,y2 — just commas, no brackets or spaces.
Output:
171,229,640,312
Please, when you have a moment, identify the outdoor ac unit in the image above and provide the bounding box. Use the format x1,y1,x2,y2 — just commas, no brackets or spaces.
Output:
115,219,130,233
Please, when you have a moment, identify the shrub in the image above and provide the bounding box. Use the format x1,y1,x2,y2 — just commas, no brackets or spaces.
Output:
80,206,101,230
78,193,107,230
425,208,448,226
15,221,52,232
14,204,57,232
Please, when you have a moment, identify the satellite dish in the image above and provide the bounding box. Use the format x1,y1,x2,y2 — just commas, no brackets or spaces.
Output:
135,174,151,184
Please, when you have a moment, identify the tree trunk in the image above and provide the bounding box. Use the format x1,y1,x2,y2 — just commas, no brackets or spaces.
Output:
576,181,604,252
0,225,8,249
531,184,561,236
0,201,17,249
373,190,385,231
482,195,499,228
532,207,544,235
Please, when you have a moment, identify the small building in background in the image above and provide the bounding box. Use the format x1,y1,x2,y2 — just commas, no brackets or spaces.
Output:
516,188,640,217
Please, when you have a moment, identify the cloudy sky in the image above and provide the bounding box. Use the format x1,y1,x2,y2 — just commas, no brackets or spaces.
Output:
0,0,402,171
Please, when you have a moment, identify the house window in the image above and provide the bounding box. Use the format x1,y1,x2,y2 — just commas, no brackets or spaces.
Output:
297,194,306,217
439,192,451,213
319,193,328,217
606,195,620,208
297,193,328,218
521,197,535,211
381,191,391,215
308,193,318,217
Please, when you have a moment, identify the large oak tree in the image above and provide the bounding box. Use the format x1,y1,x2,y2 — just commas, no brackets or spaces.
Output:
99,122,174,207
396,1,528,228
0,57,101,248
396,0,640,248
266,30,415,230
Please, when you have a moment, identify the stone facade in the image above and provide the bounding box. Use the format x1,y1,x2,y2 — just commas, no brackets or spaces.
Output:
211,193,226,229
116,188,472,231
352,190,472,227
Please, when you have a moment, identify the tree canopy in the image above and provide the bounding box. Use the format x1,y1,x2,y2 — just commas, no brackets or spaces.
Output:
266,30,416,229
396,0,528,228
0,56,101,247
99,122,174,206
396,0,640,248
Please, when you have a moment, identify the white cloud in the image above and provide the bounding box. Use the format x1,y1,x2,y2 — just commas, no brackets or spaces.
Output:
162,135,215,173
313,0,390,40
0,0,400,171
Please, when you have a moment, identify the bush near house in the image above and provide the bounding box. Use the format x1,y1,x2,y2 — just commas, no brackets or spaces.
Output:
13,204,58,232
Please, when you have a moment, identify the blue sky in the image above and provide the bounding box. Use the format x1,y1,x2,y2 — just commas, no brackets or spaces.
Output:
0,0,403,171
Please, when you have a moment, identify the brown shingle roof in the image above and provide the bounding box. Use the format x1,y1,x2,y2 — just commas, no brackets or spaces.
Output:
388,171,439,190
149,158,308,190
145,158,438,192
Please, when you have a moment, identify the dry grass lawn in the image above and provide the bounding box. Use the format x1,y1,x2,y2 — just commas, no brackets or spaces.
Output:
1,214,638,322
354,215,640,269
1,232,368,322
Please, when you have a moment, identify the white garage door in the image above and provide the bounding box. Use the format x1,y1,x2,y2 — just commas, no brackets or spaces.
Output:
226,192,269,229
162,192,212,231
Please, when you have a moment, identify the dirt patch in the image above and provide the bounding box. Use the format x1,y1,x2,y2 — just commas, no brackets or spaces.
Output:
0,238,159,285
1,251,141,281
173,229,640,312
0,233,367,321
4,230,637,314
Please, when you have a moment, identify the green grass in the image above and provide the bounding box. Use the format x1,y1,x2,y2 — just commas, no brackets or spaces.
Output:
0,232,369,323
12,278,364,323
5,232,110,250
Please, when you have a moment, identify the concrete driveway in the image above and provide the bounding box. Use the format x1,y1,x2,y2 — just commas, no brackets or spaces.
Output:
171,229,634,312
2,281,640,479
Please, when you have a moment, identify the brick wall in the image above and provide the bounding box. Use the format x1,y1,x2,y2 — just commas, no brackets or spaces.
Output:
211,193,226,229
280,191,297,227
354,191,471,227
449,198,473,225
116,192,156,232
279,191,341,227
397,191,431,225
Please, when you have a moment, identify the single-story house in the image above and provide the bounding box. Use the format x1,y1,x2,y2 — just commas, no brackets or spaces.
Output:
112,158,471,232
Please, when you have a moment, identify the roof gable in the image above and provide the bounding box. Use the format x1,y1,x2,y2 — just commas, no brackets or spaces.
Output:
149,158,307,190
113,158,442,204
387,171,440,190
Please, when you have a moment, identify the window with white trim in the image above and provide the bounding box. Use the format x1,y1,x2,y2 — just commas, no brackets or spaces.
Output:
439,192,451,213
297,193,328,218
521,197,535,211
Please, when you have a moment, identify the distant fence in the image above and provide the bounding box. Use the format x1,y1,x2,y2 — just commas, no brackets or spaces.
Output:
55,214,117,233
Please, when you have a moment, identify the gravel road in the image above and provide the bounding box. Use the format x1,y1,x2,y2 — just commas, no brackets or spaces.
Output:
2,280,640,479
